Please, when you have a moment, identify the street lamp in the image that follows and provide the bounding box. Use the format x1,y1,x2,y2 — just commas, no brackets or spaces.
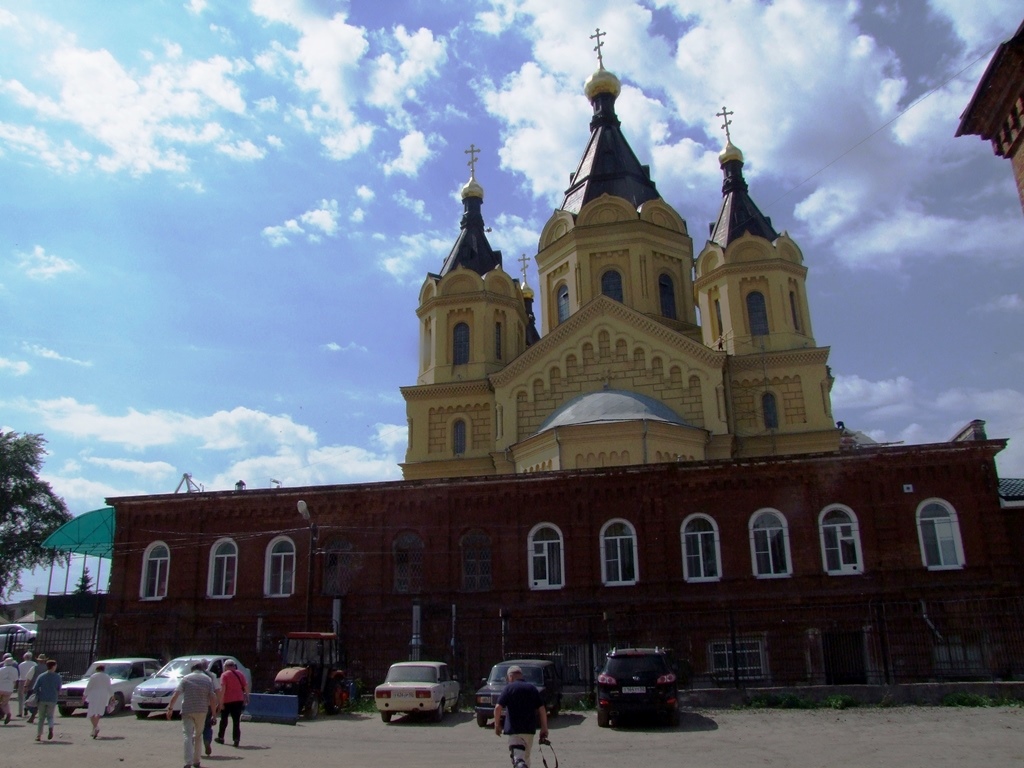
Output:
297,500,318,631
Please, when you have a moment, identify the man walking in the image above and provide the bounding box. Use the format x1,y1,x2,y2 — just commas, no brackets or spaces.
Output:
166,662,217,768
18,652,34,717
31,658,61,741
0,657,19,725
494,665,548,768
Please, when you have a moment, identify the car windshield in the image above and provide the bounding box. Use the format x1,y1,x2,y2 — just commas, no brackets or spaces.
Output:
385,665,438,684
82,663,133,680
155,659,204,680
607,655,669,678
488,664,544,685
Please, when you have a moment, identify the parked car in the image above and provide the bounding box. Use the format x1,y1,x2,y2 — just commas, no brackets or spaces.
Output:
374,661,460,723
473,658,564,727
130,654,251,719
58,657,162,717
0,623,37,654
596,647,679,728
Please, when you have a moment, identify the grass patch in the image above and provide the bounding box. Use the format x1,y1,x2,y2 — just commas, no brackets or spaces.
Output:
822,694,859,710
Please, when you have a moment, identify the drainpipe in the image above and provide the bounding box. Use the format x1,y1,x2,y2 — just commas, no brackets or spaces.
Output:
642,419,649,464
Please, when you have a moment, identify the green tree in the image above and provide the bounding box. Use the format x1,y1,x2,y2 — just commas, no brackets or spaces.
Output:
74,565,94,595
0,431,72,598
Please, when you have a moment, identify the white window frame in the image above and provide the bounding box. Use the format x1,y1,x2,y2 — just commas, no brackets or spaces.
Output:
916,499,965,571
749,509,792,578
207,537,238,598
708,636,767,682
528,523,565,591
680,513,722,583
818,505,863,576
264,535,296,597
140,541,170,600
600,518,638,586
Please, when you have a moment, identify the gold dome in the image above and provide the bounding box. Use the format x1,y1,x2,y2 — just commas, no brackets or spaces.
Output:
521,281,534,300
584,67,621,101
719,140,743,165
461,177,484,200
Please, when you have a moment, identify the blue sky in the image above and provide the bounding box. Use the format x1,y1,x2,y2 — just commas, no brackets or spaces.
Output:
2,0,1023,599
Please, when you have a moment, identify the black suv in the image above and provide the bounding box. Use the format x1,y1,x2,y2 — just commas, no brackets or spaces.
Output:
474,659,564,727
596,647,679,727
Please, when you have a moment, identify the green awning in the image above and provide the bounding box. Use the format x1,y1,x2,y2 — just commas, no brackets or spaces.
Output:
42,506,114,558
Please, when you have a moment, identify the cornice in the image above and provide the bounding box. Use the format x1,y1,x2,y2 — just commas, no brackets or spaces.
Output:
416,289,526,318
694,257,807,290
728,346,831,373
401,380,494,400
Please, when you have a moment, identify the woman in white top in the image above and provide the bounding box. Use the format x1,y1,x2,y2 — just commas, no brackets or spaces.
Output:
84,665,113,738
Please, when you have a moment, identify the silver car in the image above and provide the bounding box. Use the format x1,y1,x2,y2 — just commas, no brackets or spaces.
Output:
130,654,251,718
58,657,162,716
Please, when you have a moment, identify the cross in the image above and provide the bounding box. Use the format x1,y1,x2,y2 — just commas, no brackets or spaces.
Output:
517,253,530,284
590,28,606,68
465,143,480,179
716,106,734,142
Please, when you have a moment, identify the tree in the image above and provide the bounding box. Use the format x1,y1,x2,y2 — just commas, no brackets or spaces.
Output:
0,431,72,599
74,566,94,595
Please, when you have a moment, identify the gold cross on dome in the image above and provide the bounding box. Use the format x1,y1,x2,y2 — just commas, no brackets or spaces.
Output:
716,106,734,142
465,143,480,179
517,253,530,284
590,28,606,68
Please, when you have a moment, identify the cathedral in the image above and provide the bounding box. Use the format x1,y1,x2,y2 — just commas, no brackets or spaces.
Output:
99,51,1024,694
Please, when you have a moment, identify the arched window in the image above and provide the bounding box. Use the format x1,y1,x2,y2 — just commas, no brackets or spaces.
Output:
322,538,356,596
494,321,502,360
208,538,237,598
601,270,623,302
819,506,863,575
394,532,424,593
762,392,779,430
600,519,638,586
557,285,570,324
461,531,492,592
681,514,721,582
528,523,564,590
140,542,169,600
453,419,466,456
265,536,296,597
917,499,965,570
747,291,769,336
789,290,801,331
453,322,470,365
659,274,677,319
749,510,791,578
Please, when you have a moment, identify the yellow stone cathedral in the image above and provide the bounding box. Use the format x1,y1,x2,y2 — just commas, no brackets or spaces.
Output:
401,57,838,480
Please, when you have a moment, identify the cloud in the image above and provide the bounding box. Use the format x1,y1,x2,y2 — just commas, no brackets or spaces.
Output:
323,342,368,353
0,357,31,376
262,199,340,245
393,189,429,220
379,232,449,279
0,122,92,172
971,294,1022,314
383,130,435,176
217,139,266,160
16,245,79,279
22,343,91,367
356,185,375,202
832,374,915,415
82,456,177,480
368,25,447,119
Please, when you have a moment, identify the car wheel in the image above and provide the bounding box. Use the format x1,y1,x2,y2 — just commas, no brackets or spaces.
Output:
380,711,392,723
303,691,320,719
58,706,74,717
596,708,610,728
549,695,561,717
668,707,680,727
108,692,126,716
434,699,445,722
476,711,489,728
323,680,341,715
135,711,149,720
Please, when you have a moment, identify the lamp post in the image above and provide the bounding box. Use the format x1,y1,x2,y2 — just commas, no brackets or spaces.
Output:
297,500,318,631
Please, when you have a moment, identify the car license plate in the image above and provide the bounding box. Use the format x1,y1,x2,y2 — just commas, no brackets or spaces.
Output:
392,690,414,698
622,686,646,694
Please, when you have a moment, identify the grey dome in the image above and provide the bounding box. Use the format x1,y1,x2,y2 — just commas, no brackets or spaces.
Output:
538,389,689,432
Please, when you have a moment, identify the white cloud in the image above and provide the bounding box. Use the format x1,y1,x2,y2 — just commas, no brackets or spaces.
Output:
356,185,375,202
0,357,30,376
832,374,915,413
368,25,447,117
262,199,340,245
22,343,91,367
350,208,365,223
383,130,434,176
0,122,92,172
262,218,303,247
972,294,1022,314
82,456,176,480
217,139,266,160
928,0,1019,52
184,0,208,16
16,245,79,279
393,189,429,220
323,342,368,353
379,232,449,279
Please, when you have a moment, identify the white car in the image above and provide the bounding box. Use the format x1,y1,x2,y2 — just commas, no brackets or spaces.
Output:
58,657,162,717
130,654,251,719
374,661,460,723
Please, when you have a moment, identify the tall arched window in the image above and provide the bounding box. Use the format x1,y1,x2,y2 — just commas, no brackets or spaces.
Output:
818,506,862,575
789,290,802,331
762,392,779,430
747,291,769,336
322,538,356,596
600,519,638,586
140,542,169,600
494,321,502,360
659,274,677,319
265,536,296,596
394,532,424,593
453,322,470,365
528,524,564,590
453,419,466,456
917,499,965,570
556,285,570,324
461,531,492,592
681,514,721,582
208,538,237,598
749,510,791,578
601,270,624,302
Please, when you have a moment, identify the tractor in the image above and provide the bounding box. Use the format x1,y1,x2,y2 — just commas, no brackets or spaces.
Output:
272,631,349,718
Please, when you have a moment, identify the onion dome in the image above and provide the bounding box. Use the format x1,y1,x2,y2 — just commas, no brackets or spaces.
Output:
461,176,484,200
584,66,621,101
718,139,743,165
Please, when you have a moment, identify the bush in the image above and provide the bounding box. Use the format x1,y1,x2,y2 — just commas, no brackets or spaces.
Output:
941,692,992,707
822,694,859,710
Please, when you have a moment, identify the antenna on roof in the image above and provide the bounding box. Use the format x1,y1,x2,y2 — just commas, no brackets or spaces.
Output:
174,473,204,493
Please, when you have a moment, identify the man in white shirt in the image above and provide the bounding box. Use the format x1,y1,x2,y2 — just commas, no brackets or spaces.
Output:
18,652,35,718
0,657,20,725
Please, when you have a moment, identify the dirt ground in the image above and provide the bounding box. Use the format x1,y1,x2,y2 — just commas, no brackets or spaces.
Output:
1,705,1022,768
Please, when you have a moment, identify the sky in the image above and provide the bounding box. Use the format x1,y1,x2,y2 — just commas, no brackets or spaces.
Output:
2,0,1023,601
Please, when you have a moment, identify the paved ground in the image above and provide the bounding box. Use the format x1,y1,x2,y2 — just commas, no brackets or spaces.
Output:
1,705,1023,768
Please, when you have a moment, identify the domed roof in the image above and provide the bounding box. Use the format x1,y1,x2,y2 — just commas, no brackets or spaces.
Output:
538,389,690,432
